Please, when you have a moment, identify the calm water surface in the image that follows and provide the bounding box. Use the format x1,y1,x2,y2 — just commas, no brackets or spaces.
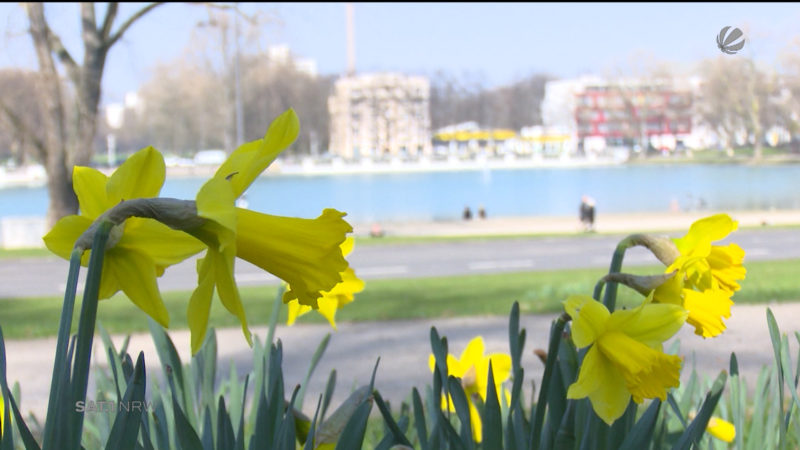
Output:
2,164,799,223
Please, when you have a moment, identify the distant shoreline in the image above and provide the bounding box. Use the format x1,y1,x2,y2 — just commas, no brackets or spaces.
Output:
3,153,800,188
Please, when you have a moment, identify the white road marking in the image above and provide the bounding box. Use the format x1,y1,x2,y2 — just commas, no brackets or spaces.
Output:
356,265,409,276
746,247,770,256
468,259,534,270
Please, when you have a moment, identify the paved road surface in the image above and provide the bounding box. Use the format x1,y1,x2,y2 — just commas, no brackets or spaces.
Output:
2,228,799,298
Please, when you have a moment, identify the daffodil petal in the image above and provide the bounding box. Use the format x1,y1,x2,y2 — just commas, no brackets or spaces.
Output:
563,294,593,318
570,298,610,349
607,302,687,348
460,336,485,367
43,215,93,260
216,109,299,197
587,356,631,425
683,289,733,338
119,218,205,268
340,237,355,257
707,416,736,442
468,398,483,443
209,246,252,347
674,214,737,253
568,346,630,425
286,300,312,326
707,244,746,292
97,251,121,299
188,255,215,354
108,249,170,328
316,296,339,328
567,346,604,400
196,176,237,234
106,146,165,204
324,267,364,307
72,166,110,218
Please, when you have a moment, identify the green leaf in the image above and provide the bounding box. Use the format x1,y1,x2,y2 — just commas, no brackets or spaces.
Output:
317,386,372,447
530,315,568,450
68,221,113,450
42,248,82,450
429,328,449,391
671,371,727,450
373,391,413,447
767,308,788,446
169,383,204,450
411,388,429,450
148,318,186,403
447,376,475,448
0,326,39,450
276,386,300,449
618,399,661,450
320,369,337,425
105,352,147,450
482,361,503,448
333,399,373,450
201,407,213,450
729,352,739,377
303,394,324,450
216,397,235,450
295,333,331,411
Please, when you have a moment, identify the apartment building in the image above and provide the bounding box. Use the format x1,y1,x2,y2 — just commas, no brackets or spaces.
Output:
328,73,432,159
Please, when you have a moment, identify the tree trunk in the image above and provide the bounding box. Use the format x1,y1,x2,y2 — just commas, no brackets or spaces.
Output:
25,3,78,228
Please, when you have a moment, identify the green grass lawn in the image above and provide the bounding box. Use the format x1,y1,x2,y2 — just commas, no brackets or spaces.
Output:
1,258,798,340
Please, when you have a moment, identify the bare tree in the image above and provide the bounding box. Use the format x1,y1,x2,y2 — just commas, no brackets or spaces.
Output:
0,3,163,226
697,56,781,159
0,69,48,165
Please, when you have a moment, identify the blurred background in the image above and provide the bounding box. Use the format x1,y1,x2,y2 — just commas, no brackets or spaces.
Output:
2,3,800,247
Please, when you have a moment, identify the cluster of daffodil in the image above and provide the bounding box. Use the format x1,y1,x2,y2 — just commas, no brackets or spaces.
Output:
564,213,744,433
428,336,511,442
425,214,743,446
43,109,363,354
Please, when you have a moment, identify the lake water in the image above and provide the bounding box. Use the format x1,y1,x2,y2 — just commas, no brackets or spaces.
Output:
2,164,799,223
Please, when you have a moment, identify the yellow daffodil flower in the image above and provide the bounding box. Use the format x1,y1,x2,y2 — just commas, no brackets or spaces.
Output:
687,412,736,443
564,295,686,425
668,214,746,294
185,109,353,354
706,416,736,442
43,147,205,327
286,238,364,328
427,336,511,442
653,272,733,338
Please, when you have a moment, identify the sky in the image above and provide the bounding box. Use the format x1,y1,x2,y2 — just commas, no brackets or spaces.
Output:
2,2,800,105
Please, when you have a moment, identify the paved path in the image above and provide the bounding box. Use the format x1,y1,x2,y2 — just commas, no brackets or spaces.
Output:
3,210,800,299
6,302,800,422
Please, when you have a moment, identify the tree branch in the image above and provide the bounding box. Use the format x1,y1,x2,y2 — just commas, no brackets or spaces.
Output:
99,2,119,40
43,22,82,86
106,2,165,49
0,98,47,162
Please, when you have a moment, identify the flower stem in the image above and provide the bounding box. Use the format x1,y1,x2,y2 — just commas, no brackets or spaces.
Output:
42,247,83,450
530,312,569,448
601,236,636,312
67,220,113,450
